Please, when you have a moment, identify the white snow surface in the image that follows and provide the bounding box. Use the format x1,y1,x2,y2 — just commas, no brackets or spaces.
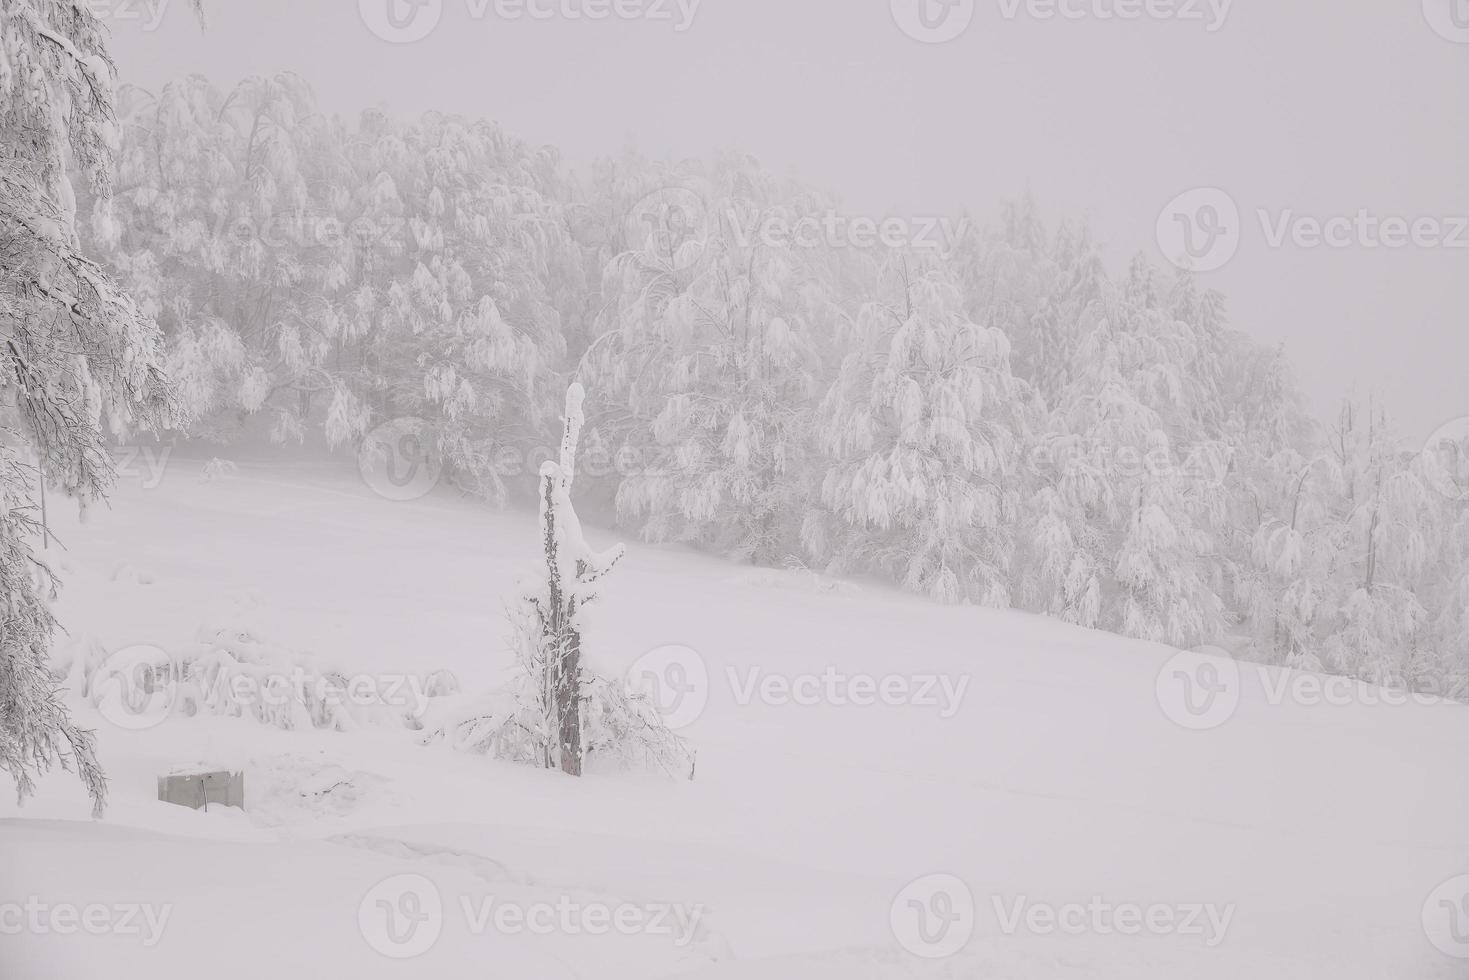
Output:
1,452,1466,978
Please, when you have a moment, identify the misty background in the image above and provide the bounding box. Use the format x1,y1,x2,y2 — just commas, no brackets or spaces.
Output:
102,0,1469,444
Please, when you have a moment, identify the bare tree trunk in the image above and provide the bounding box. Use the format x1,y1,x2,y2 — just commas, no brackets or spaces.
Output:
542,470,583,776
556,625,583,776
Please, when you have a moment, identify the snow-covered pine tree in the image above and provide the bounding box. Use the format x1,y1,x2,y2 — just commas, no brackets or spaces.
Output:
812,259,1031,605
360,112,575,502
590,157,835,563
1423,498,1469,697
1219,345,1327,665
0,0,188,813
101,73,333,442
1316,400,1430,686
1416,421,1469,695
1239,454,1340,666
1113,440,1228,646
1015,258,1234,647
954,196,1106,409
99,80,576,499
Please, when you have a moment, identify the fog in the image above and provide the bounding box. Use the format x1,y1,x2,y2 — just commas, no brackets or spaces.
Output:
108,0,1468,441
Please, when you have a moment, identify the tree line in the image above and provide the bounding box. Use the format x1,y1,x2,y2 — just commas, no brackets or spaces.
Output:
87,72,1469,699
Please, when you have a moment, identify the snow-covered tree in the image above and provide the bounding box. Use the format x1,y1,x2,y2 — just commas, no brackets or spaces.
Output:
354,111,576,501
812,261,1031,605
1423,500,1469,697
428,384,692,776
0,0,189,814
1238,454,1340,666
521,383,623,774
1012,258,1234,646
101,73,335,441
1313,401,1431,685
1221,345,1326,665
99,78,580,501
589,157,837,563
955,196,1105,407
1113,445,1227,646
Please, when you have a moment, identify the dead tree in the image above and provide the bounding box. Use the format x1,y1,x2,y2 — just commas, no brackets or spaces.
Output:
530,384,623,775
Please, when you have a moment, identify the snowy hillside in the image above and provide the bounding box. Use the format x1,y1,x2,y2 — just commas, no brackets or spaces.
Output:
2,454,1466,979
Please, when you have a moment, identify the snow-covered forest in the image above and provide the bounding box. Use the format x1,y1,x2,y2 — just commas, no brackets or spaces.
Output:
81,72,1469,694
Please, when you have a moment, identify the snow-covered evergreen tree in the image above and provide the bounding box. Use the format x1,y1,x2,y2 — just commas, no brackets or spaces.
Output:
590,157,836,563
0,0,187,813
98,78,579,500
812,260,1031,605
955,195,1105,408
102,73,334,441
1222,345,1326,665
356,111,576,501
1314,401,1431,685
1423,500,1469,697
1013,257,1234,646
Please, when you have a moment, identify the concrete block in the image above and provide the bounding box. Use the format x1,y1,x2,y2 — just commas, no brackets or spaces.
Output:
158,770,245,811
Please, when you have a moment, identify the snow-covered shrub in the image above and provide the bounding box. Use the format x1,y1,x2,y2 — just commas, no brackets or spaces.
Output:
82,596,436,733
